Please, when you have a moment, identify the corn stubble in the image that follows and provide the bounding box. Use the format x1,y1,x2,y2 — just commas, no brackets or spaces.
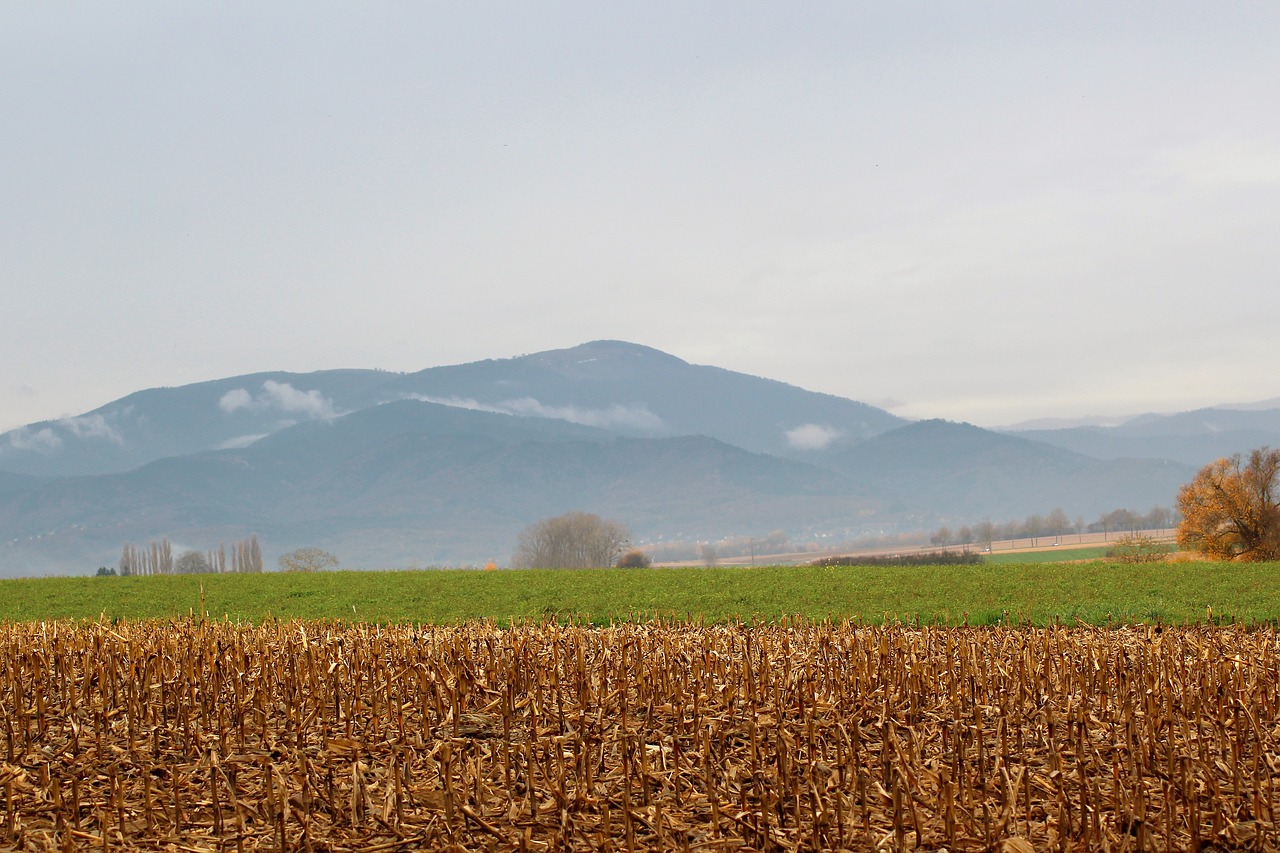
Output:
2,619,1278,851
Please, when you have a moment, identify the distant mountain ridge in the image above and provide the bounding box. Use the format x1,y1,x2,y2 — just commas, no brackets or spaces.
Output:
1007,406,1280,465
0,369,398,477
0,340,1265,577
0,341,905,477
0,398,885,574
822,420,1194,522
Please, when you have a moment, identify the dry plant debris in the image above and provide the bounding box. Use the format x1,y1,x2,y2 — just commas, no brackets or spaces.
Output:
2,618,1279,851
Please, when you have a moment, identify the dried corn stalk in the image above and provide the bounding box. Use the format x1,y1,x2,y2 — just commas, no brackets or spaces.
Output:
1,618,1278,851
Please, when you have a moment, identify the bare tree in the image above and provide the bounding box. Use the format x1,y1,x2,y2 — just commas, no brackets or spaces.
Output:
231,535,264,573
511,512,631,569
1146,505,1173,531
150,539,173,575
278,547,340,573
1046,507,1071,541
119,543,137,576
119,538,173,575
175,550,213,574
974,520,995,551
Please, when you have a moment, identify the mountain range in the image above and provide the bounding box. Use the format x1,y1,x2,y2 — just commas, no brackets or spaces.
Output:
3,340,1276,577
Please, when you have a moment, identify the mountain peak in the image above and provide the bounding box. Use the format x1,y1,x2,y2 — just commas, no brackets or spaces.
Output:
519,340,688,372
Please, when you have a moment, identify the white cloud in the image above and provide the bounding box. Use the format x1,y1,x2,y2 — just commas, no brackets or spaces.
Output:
404,395,506,415
4,412,127,452
7,426,62,452
785,423,844,451
220,382,337,419
213,433,269,449
57,413,124,444
261,380,335,418
406,395,666,432
499,398,665,432
219,388,254,413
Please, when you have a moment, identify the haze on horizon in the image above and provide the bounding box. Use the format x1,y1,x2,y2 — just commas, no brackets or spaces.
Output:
4,3,1279,434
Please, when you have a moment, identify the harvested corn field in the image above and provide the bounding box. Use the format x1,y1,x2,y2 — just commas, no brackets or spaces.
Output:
2,619,1279,851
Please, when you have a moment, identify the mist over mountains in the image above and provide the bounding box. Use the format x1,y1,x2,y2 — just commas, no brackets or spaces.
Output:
3,340,1276,577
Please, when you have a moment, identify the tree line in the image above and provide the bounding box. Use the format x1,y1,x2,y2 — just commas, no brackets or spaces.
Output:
923,446,1280,563
929,505,1175,549
118,536,263,576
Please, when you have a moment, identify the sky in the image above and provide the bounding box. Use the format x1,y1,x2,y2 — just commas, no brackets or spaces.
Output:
4,2,1279,433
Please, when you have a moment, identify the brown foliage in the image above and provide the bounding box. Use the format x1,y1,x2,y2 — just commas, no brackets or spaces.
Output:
615,549,652,569
3,619,1280,851
1177,447,1280,561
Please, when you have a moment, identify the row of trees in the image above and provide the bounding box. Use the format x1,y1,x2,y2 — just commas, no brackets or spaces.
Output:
113,539,343,575
119,536,263,576
114,449,1276,576
929,505,1175,549
645,530,792,565
118,539,174,576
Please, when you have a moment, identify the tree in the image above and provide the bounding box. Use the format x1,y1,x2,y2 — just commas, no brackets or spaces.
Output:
974,520,995,551
1177,447,1280,561
120,538,173,575
175,550,213,574
1145,505,1174,531
278,547,340,573
764,529,790,551
511,512,631,569
232,535,264,573
1046,507,1071,539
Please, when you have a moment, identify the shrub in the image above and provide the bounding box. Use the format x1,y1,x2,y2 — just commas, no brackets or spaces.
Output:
810,550,982,567
615,549,652,569
1107,533,1173,564
808,548,977,568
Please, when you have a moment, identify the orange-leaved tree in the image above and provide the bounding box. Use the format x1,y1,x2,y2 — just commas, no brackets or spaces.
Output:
1176,447,1280,561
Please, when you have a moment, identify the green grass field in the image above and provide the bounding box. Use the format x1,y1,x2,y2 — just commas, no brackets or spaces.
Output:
2,560,1279,625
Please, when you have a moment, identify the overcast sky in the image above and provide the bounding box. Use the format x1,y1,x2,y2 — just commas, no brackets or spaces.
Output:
4,2,1279,433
